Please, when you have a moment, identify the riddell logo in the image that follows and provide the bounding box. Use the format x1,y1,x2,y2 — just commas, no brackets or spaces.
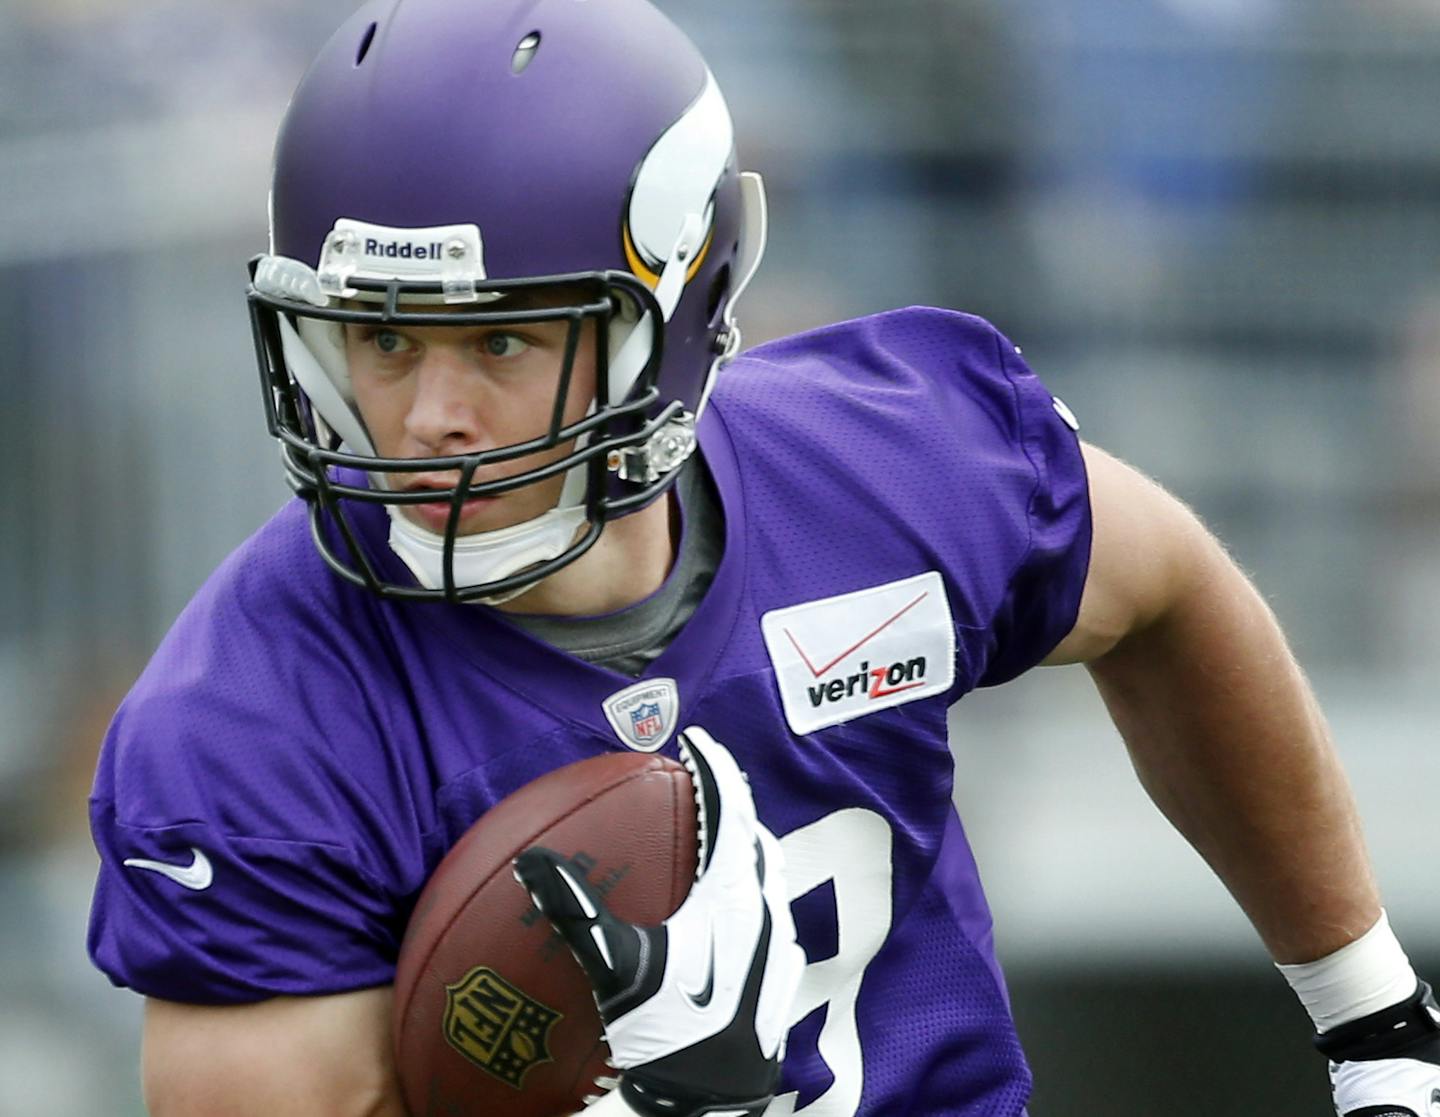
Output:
806,656,928,709
363,238,443,260
761,571,955,735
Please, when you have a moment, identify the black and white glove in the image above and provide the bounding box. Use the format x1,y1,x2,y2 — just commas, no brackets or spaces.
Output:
1318,981,1440,1117
513,728,805,1117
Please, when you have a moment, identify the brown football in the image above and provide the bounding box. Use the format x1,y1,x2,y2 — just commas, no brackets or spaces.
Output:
392,752,698,1117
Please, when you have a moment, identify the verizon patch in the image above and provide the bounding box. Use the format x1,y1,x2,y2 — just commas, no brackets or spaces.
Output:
760,571,955,735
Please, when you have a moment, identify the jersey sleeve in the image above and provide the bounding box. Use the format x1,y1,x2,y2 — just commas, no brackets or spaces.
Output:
87,513,412,1004
88,799,398,1004
971,325,1092,686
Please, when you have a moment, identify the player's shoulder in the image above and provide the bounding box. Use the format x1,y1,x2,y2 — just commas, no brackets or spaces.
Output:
132,490,378,696
173,493,379,649
719,306,1024,410
738,305,1007,369
757,305,1004,346
212,494,344,604
711,306,1037,451
94,497,385,828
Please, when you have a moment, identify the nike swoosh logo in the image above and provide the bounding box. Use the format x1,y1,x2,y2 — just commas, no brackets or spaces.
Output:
123,847,214,891
684,932,716,1009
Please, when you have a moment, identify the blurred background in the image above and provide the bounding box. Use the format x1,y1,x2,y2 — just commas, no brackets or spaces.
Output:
3,0,1439,1112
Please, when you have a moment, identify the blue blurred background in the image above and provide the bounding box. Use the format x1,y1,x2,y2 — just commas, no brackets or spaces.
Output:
3,0,1439,1112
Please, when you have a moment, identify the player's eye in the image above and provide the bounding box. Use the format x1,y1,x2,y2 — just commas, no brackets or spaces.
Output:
351,326,416,355
482,332,530,359
372,328,413,355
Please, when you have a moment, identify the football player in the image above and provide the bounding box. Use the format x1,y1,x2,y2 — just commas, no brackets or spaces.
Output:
86,0,1439,1115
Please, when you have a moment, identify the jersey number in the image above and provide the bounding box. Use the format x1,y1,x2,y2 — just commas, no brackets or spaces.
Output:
765,809,893,1117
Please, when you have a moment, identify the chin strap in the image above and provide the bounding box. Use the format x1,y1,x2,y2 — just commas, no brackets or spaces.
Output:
386,501,588,605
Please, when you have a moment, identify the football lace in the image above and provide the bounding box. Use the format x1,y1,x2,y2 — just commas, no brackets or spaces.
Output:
677,741,709,881
582,1073,621,1106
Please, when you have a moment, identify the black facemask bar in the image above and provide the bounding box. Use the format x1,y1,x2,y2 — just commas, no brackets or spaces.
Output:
246,259,683,603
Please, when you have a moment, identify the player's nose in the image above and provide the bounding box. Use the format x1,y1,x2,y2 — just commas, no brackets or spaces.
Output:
402,350,491,453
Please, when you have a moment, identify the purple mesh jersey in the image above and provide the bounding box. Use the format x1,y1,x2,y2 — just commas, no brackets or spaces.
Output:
89,308,1090,1116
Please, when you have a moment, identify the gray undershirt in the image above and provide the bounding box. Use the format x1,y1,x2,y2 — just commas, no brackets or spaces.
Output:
503,457,723,676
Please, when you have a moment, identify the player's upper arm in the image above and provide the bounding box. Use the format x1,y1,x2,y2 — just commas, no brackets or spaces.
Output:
1043,442,1217,666
142,988,407,1117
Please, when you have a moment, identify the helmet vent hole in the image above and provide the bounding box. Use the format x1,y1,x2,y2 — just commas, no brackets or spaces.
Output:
511,31,541,74
355,22,377,66
515,31,541,74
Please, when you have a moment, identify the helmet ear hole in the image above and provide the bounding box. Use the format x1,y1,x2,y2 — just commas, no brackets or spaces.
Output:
609,289,643,329
706,262,732,326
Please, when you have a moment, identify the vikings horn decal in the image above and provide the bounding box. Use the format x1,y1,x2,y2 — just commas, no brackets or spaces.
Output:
622,72,733,297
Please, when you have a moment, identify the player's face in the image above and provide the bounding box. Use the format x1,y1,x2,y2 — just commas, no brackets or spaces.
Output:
344,293,598,536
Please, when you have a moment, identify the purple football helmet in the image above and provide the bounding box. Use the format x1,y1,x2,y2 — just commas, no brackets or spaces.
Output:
247,0,766,602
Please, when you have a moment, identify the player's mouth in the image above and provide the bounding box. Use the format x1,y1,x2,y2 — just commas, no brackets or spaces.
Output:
401,478,501,534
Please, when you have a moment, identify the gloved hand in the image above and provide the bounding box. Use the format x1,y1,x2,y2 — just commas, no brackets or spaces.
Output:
514,727,805,1117
1317,980,1440,1117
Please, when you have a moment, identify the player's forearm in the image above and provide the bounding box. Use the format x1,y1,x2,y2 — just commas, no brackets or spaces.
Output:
143,991,409,1117
1085,536,1380,964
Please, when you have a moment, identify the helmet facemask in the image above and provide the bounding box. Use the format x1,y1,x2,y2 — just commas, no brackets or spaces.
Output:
249,256,686,603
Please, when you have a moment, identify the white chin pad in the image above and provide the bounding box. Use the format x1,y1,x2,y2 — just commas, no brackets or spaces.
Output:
386,501,588,602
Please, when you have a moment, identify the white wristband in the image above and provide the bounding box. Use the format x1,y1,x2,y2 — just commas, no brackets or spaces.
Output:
1276,910,1418,1033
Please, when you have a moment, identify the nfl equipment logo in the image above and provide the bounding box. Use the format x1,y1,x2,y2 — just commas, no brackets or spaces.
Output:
629,702,664,744
601,678,680,752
